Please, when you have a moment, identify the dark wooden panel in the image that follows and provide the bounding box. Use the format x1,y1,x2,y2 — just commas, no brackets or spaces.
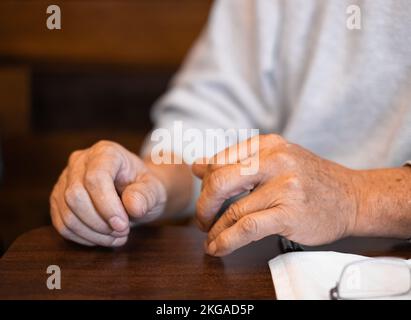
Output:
0,0,212,68
0,67,30,134
31,70,172,132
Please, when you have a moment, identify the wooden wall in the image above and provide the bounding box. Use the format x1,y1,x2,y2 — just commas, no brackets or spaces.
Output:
0,0,211,68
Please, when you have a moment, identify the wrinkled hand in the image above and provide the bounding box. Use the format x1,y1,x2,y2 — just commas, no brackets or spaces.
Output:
193,134,362,256
50,140,167,247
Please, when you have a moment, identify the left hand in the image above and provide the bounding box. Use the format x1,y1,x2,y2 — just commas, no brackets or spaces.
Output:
192,134,363,256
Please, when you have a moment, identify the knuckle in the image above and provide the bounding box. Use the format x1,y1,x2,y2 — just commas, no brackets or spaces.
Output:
240,216,258,235
143,187,157,210
207,171,225,194
84,169,104,188
123,189,149,218
94,140,112,148
285,176,302,191
68,150,82,165
61,210,77,230
263,134,286,146
133,181,158,210
64,183,84,207
93,140,118,154
284,142,297,151
226,202,244,222
217,234,231,252
275,151,296,168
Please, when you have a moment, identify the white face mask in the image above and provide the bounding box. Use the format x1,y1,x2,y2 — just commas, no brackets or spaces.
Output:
268,251,411,300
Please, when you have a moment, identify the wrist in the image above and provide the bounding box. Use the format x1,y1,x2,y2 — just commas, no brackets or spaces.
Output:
347,166,411,238
345,169,369,237
144,155,193,217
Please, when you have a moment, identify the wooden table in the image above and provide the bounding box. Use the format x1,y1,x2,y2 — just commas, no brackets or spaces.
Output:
0,225,410,299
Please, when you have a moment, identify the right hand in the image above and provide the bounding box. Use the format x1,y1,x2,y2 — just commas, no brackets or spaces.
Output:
50,140,167,247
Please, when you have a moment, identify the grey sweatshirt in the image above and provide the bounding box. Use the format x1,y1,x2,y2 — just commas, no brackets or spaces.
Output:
142,0,411,211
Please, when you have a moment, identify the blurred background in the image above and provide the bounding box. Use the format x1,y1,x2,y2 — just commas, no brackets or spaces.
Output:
0,0,212,255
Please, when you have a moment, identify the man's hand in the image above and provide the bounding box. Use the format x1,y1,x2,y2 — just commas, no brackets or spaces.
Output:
50,140,167,247
193,134,363,256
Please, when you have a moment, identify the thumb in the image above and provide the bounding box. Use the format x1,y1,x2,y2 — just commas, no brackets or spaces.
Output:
121,173,167,219
192,157,209,179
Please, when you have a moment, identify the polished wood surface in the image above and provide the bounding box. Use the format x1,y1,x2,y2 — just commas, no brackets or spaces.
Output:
0,225,410,299
0,226,277,299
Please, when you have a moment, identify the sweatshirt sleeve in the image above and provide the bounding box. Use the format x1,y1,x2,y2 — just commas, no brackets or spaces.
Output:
141,0,282,215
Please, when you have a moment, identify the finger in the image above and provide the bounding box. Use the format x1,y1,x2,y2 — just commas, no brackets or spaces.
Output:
195,161,262,231
193,135,261,179
65,153,128,236
206,209,285,256
84,151,130,232
207,181,281,245
122,173,166,219
191,157,209,178
193,134,286,178
50,192,95,247
58,173,129,247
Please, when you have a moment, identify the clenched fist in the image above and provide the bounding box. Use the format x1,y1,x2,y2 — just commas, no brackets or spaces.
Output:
50,141,167,247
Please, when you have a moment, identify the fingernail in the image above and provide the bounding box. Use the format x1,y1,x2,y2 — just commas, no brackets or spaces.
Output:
207,241,217,256
109,216,128,231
